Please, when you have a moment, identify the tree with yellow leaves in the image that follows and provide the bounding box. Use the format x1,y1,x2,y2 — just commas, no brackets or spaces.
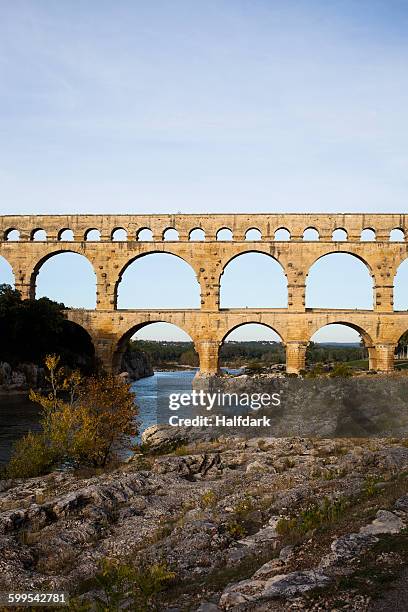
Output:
6,355,139,478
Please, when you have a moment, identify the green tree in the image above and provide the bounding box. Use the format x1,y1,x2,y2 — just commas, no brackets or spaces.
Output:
0,284,95,371
179,349,199,366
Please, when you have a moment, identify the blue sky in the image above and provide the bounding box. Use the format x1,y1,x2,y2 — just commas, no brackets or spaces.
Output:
1,1,408,341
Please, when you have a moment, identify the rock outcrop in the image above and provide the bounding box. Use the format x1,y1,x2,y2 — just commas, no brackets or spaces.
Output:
121,347,153,381
1,433,408,610
0,362,44,393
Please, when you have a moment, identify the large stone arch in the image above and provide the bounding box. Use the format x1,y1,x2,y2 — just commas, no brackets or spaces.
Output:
0,253,15,287
387,320,408,345
31,249,97,307
306,249,374,278
305,251,374,310
393,257,408,311
112,319,195,373
59,319,97,373
220,320,285,345
115,251,201,310
220,248,287,276
203,320,286,375
219,250,288,308
307,320,376,370
65,310,100,342
395,327,408,364
306,319,374,347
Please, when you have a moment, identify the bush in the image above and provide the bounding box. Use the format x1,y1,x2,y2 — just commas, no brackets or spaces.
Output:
5,355,139,478
6,432,56,479
200,490,217,508
90,558,176,611
305,363,325,378
226,520,247,539
72,373,139,467
276,496,348,539
329,363,353,378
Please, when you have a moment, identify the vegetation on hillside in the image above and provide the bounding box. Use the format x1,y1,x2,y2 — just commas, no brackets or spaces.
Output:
0,284,95,373
127,340,199,367
128,338,371,368
306,341,367,364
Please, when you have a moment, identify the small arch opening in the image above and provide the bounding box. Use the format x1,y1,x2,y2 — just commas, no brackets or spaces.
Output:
245,228,262,241
303,227,319,241
163,228,179,241
390,228,405,242
32,229,47,241
85,229,101,241
59,229,74,241
274,228,290,241
332,228,348,241
216,228,233,241
5,229,20,241
361,228,376,242
137,228,153,241
189,228,206,241
112,228,128,241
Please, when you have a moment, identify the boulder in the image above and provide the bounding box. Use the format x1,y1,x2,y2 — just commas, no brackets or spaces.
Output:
245,460,270,474
394,494,408,513
360,509,405,535
262,570,331,598
219,570,331,608
319,532,379,569
141,424,212,453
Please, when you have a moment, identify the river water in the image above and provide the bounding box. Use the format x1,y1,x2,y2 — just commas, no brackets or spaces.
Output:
0,370,197,465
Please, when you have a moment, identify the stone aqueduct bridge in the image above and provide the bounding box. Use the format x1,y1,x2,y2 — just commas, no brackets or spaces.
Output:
1,213,408,375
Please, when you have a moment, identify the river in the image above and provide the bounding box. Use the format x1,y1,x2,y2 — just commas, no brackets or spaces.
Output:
0,370,198,465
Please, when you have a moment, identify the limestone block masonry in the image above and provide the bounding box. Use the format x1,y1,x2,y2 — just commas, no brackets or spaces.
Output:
1,213,408,375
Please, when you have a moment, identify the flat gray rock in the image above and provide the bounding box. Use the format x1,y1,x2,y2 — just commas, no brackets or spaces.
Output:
360,510,405,535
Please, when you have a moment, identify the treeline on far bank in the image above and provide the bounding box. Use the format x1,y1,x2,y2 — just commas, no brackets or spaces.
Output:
0,284,96,373
128,339,371,368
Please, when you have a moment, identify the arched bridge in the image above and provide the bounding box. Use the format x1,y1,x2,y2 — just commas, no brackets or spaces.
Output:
1,213,408,375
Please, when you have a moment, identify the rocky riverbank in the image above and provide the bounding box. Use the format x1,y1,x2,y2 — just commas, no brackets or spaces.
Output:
1,428,408,610
0,345,154,393
121,346,154,381
0,362,44,394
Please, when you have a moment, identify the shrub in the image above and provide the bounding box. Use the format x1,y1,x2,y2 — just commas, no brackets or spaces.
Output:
72,372,138,467
200,490,217,508
305,363,325,378
363,476,379,497
174,444,189,456
226,520,247,539
329,363,353,378
276,496,348,538
5,355,138,478
233,495,255,519
6,432,56,479
92,558,176,611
